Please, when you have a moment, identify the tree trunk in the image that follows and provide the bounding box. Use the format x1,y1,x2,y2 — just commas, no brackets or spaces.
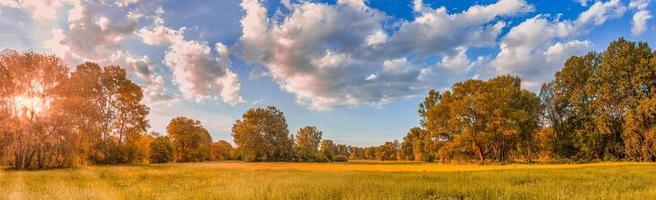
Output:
475,142,485,164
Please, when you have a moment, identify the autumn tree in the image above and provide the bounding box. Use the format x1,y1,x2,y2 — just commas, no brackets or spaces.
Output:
319,139,336,161
348,146,365,160
294,126,323,161
363,146,376,160
167,117,212,162
426,76,541,164
65,62,150,164
375,141,399,161
232,106,293,161
150,136,173,163
211,140,234,161
0,51,73,169
541,38,656,161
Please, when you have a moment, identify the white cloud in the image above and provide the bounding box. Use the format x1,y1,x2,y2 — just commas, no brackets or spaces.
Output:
632,10,652,35
136,7,184,46
44,1,139,61
238,0,531,110
139,8,243,104
0,0,71,20
574,0,591,6
629,0,651,9
109,51,176,104
629,0,652,35
163,36,243,104
30,1,175,104
491,0,625,90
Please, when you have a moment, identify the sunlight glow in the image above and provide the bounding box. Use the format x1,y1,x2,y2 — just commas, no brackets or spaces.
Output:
13,95,50,118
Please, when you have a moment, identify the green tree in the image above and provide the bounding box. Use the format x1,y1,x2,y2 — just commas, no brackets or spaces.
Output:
150,136,173,163
167,117,212,162
320,139,336,161
294,126,323,161
232,106,293,161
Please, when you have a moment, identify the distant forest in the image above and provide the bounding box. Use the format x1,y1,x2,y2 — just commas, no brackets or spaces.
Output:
1,38,656,170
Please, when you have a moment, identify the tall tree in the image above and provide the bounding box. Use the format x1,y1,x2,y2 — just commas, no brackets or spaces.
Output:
66,62,150,164
0,51,73,169
232,106,293,161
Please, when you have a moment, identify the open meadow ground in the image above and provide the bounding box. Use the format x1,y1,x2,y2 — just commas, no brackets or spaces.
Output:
1,161,656,200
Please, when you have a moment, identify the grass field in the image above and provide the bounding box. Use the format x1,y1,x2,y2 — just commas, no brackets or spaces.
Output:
1,161,656,199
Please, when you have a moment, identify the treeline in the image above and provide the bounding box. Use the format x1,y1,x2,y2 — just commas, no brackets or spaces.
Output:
3,38,656,169
0,51,353,169
394,38,656,163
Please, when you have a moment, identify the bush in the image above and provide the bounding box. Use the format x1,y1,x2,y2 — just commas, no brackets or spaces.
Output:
150,136,173,163
333,155,348,162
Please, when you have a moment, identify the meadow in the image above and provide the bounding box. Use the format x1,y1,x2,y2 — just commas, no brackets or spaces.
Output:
1,161,656,200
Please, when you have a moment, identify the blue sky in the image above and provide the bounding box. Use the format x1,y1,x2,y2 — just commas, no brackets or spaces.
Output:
0,0,654,146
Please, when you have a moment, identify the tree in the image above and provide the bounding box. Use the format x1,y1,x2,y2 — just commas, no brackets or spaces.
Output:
66,62,150,164
375,141,399,161
541,38,656,161
211,140,234,161
348,146,365,160
150,136,173,163
364,146,376,160
418,89,440,128
427,76,541,164
167,117,212,162
320,139,336,161
401,127,434,161
232,106,293,161
294,126,322,161
0,51,74,169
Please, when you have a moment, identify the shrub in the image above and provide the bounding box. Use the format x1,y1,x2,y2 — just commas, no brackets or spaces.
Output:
150,136,173,163
333,155,348,162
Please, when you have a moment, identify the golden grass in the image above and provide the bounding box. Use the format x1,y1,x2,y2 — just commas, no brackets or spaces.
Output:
1,161,656,199
171,160,656,172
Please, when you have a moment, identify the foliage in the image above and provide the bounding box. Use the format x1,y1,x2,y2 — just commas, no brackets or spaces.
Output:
166,117,212,162
0,51,73,169
319,139,336,161
332,155,348,162
210,140,234,161
424,76,541,163
150,136,174,163
541,38,656,161
232,106,293,162
293,126,322,161
375,141,400,161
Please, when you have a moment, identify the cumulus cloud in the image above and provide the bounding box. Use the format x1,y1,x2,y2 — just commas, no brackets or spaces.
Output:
8,0,173,103
632,10,652,35
0,0,71,20
492,0,625,89
238,0,531,110
110,51,177,104
138,8,243,104
629,0,652,35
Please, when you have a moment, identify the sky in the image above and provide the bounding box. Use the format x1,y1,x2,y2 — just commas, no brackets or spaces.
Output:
0,0,654,146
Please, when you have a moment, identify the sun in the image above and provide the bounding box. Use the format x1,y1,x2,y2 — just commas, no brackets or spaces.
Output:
13,95,50,118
